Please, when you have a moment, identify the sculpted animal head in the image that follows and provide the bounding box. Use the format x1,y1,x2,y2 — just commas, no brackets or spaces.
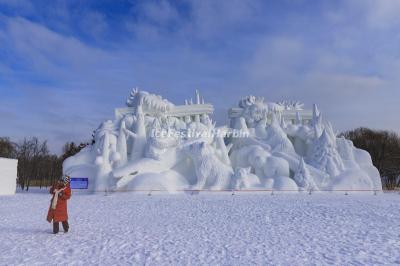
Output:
248,147,269,168
126,88,173,114
239,96,269,124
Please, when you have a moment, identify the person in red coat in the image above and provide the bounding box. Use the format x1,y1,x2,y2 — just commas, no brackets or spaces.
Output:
47,175,71,234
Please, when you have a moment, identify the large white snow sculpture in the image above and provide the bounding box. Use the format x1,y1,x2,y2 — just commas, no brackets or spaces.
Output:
63,89,382,193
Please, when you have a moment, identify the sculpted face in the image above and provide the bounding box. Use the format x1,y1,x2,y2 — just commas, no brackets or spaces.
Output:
253,155,266,169
249,149,269,169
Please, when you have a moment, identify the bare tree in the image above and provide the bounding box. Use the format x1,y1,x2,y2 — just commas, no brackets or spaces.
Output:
16,137,50,190
61,142,82,161
0,137,17,158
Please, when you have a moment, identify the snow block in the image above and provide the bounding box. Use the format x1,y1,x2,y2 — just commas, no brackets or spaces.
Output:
0,158,18,195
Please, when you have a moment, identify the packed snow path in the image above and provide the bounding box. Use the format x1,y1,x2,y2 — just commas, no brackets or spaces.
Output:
1,191,399,265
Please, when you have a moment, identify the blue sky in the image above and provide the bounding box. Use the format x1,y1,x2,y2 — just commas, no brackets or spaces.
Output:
1,0,400,153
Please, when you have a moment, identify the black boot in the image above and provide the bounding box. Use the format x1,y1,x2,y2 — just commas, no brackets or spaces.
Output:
62,221,69,233
53,222,59,234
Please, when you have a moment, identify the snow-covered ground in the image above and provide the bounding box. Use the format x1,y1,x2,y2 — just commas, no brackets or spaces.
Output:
1,190,399,265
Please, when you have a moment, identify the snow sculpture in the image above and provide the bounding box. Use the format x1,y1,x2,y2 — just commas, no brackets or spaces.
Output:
116,119,128,167
95,131,113,191
277,100,304,110
232,167,261,189
129,104,147,161
63,88,382,193
263,156,290,179
184,141,233,190
126,88,173,113
293,158,318,191
308,129,345,177
265,114,296,154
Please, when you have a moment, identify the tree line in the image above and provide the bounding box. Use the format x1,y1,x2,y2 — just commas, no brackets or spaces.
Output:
1,127,399,190
0,137,87,190
340,128,400,189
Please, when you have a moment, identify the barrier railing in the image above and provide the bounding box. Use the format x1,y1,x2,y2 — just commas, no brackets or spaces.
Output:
93,188,400,196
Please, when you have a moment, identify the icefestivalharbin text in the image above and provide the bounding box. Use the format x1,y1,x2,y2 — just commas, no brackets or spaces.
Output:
150,128,250,139
63,89,382,193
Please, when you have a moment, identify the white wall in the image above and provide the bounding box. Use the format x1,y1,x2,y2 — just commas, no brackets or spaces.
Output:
0,158,18,195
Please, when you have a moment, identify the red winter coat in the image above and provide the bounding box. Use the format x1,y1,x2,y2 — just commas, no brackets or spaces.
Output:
47,184,71,222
